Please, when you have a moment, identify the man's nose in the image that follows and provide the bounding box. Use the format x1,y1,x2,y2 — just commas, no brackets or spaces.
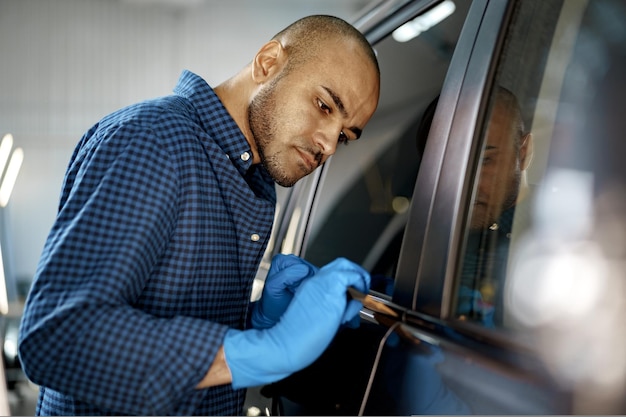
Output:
313,124,341,157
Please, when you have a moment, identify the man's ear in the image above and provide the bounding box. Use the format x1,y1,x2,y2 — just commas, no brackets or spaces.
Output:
520,132,534,171
252,40,287,83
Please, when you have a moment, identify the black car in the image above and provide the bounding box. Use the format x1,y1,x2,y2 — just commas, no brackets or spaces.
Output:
248,0,626,414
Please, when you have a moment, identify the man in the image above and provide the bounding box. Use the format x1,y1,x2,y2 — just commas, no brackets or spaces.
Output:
18,15,380,415
456,86,534,326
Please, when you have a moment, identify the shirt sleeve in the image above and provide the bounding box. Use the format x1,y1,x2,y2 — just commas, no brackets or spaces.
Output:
18,121,226,415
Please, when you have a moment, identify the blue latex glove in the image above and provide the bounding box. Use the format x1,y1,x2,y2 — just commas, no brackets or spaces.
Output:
224,257,370,389
251,254,319,329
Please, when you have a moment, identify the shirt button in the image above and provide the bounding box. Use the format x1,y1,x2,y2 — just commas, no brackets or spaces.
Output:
241,152,251,161
250,233,260,242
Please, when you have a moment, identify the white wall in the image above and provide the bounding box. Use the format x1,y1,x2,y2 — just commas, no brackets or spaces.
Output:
0,0,372,290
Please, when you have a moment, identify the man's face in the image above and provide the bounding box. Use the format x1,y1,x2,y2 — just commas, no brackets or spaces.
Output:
248,40,379,187
470,104,523,229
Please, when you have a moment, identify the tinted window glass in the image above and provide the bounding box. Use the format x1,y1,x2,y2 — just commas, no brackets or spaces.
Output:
453,3,626,400
453,1,626,410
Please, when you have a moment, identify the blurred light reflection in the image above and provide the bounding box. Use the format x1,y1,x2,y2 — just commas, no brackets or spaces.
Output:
506,168,626,413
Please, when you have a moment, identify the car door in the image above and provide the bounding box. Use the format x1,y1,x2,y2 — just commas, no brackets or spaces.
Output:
412,0,626,414
259,0,626,414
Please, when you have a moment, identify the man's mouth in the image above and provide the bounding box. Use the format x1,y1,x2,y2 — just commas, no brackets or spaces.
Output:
296,148,317,172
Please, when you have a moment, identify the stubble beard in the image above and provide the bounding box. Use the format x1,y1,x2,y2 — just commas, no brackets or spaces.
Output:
248,75,302,188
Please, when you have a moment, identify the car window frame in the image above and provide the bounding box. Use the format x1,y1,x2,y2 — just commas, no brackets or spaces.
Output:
393,0,508,310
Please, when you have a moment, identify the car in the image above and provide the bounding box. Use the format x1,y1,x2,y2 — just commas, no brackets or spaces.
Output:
248,0,626,414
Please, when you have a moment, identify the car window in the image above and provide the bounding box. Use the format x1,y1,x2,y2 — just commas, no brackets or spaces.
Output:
452,0,626,337
301,0,471,295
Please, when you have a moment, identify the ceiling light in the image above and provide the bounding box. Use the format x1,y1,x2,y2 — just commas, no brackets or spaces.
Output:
392,0,456,43
0,134,13,176
0,147,23,207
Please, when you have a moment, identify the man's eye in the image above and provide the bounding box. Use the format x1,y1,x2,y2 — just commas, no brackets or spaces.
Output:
318,99,331,114
338,131,350,146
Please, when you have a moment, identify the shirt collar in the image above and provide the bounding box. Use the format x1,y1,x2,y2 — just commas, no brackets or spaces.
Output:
173,70,254,175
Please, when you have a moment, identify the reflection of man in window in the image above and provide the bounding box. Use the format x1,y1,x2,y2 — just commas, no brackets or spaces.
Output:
456,86,534,327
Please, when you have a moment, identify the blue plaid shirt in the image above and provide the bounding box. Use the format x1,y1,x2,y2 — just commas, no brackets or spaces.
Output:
18,70,276,415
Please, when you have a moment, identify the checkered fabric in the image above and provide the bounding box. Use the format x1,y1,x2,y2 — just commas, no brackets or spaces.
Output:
18,70,276,415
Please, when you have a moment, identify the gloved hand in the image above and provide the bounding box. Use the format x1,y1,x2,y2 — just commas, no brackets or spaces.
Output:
224,257,370,389
251,254,318,329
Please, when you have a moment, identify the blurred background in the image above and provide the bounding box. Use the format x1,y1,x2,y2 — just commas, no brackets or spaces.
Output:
0,1,376,414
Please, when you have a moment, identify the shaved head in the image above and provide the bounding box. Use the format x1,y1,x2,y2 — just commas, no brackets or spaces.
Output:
233,14,380,187
271,15,380,78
